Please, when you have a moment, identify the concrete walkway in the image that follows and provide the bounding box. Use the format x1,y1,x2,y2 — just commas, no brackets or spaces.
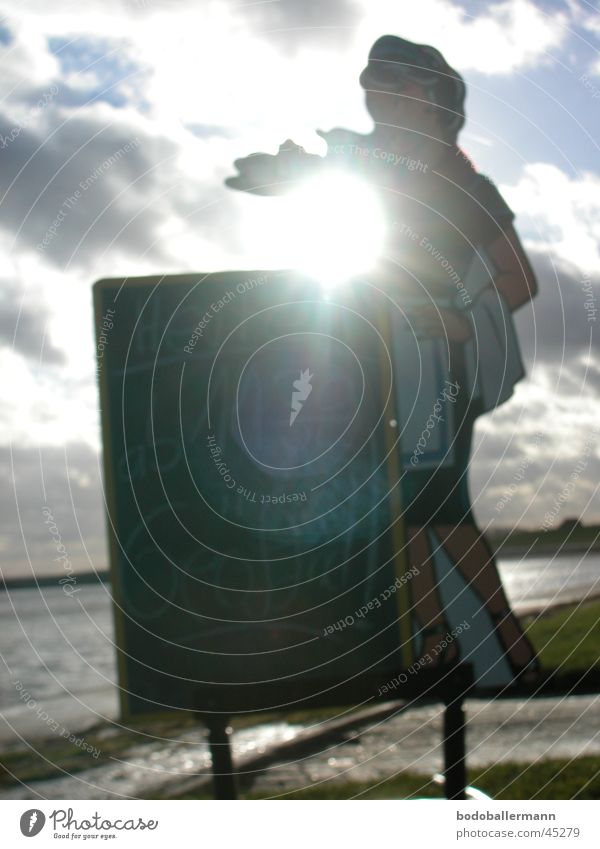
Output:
3,694,599,800
241,694,600,798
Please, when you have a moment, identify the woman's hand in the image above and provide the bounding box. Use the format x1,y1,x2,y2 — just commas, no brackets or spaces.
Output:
225,140,322,196
410,304,472,342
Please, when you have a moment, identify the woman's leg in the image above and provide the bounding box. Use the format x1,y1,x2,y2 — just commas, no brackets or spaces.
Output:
433,523,538,675
408,525,458,665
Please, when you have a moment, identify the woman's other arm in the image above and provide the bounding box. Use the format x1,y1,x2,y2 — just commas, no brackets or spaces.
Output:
485,224,538,310
408,223,537,341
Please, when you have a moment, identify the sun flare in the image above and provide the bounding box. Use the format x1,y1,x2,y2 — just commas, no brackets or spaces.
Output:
241,172,386,290
284,172,386,285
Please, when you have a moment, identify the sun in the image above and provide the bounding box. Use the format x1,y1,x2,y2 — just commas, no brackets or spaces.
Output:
284,172,386,286
240,171,386,290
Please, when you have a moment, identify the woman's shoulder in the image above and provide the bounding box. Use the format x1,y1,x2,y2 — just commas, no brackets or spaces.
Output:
469,174,515,226
437,147,515,238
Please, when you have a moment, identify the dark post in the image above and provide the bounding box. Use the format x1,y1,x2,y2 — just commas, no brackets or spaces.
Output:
443,696,466,800
205,714,238,799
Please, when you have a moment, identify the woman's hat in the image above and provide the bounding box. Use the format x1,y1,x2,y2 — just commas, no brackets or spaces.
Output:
359,34,466,143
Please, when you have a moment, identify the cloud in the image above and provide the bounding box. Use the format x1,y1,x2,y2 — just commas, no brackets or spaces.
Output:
465,161,600,528
498,164,600,423
0,277,66,364
0,13,60,89
0,23,254,273
470,442,600,529
513,249,599,372
0,441,107,579
0,107,179,268
501,164,600,271
232,0,362,49
356,0,569,76
0,348,102,448
458,0,568,73
470,374,600,528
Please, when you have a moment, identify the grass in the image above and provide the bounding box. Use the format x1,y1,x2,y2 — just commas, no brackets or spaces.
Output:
239,756,600,800
525,598,600,673
0,734,116,788
0,724,152,788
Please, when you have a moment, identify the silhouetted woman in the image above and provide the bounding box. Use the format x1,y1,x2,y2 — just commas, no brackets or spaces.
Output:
226,35,540,687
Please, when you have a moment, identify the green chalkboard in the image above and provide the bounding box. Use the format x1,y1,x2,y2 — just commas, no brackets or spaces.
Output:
94,270,416,717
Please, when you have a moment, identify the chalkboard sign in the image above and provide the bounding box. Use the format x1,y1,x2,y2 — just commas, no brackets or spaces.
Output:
94,270,418,717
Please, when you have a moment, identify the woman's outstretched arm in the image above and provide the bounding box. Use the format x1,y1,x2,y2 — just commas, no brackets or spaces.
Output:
225,139,324,196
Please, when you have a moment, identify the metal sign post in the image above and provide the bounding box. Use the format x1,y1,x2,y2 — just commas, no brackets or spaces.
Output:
443,694,467,800
205,715,238,800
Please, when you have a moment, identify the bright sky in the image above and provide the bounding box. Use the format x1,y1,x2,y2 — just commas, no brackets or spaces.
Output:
1,0,599,576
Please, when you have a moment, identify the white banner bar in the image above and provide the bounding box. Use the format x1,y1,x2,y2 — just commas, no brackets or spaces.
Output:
1,800,598,848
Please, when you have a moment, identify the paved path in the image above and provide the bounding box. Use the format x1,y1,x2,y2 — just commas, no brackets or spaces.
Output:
242,694,600,797
3,694,599,799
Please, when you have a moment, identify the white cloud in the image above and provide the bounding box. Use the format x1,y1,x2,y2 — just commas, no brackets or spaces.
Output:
356,0,568,75
471,372,600,527
0,349,100,449
501,163,600,271
0,14,59,91
0,442,107,578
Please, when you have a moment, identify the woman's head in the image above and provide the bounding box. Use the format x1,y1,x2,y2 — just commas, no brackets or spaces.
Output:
360,35,466,146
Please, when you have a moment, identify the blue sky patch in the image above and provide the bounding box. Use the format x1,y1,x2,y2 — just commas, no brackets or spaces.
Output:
0,22,13,45
47,35,145,109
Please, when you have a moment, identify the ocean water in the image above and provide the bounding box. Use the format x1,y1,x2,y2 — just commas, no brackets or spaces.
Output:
0,581,116,719
498,551,600,613
0,553,598,719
